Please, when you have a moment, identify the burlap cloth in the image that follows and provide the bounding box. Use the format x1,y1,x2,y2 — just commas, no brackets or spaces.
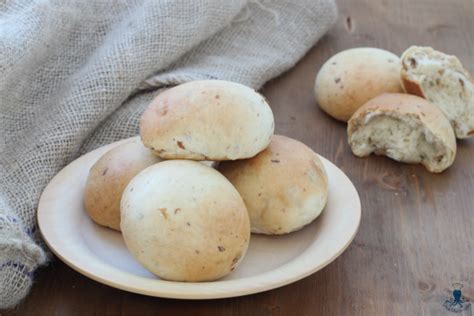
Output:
0,0,337,308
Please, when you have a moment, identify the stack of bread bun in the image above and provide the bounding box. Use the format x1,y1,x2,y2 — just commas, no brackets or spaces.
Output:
315,46,473,173
84,80,329,282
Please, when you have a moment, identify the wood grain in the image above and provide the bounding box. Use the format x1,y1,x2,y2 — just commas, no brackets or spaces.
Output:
5,0,474,315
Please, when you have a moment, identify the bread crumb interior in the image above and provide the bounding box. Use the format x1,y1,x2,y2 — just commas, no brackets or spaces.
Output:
350,114,449,170
403,51,474,137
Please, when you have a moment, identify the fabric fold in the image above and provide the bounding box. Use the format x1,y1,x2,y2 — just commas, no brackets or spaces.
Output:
0,0,337,308
141,0,338,90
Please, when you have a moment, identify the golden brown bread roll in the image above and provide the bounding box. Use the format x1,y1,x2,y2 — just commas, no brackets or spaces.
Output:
315,47,403,122
84,138,161,231
140,80,274,161
218,135,328,235
121,160,250,281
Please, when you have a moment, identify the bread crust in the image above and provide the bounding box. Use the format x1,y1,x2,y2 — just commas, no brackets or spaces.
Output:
140,80,274,160
401,46,474,138
400,76,425,98
218,135,328,235
315,47,403,122
347,93,456,173
120,160,250,281
84,138,161,231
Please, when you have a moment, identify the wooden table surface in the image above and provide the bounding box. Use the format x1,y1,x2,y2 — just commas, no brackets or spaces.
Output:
6,0,474,315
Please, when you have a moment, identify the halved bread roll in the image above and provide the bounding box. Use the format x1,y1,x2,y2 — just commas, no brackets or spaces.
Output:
401,46,474,138
347,93,456,173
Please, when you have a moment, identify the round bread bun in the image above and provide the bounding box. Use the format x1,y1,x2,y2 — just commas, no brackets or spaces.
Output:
315,47,403,122
120,160,250,282
84,138,162,231
347,93,456,173
140,80,274,161
218,135,328,235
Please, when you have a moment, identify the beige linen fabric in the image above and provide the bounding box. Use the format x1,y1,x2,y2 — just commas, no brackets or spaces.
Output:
0,0,337,308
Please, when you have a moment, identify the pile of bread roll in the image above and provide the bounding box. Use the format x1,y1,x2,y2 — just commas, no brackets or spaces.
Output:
84,80,329,282
315,46,473,173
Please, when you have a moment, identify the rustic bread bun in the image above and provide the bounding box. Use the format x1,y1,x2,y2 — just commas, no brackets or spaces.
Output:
84,138,162,231
315,47,403,122
140,80,274,160
120,160,250,281
218,135,328,235
401,46,474,138
347,93,456,173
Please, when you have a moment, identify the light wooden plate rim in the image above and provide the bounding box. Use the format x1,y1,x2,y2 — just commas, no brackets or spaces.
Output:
38,137,361,299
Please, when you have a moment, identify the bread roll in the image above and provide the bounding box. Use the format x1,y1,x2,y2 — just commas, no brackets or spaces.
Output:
218,135,328,235
401,46,474,138
315,47,403,122
84,138,162,231
347,93,456,173
140,80,274,160
121,160,250,281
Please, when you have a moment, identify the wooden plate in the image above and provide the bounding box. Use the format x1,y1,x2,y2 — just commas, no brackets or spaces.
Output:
38,137,361,299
